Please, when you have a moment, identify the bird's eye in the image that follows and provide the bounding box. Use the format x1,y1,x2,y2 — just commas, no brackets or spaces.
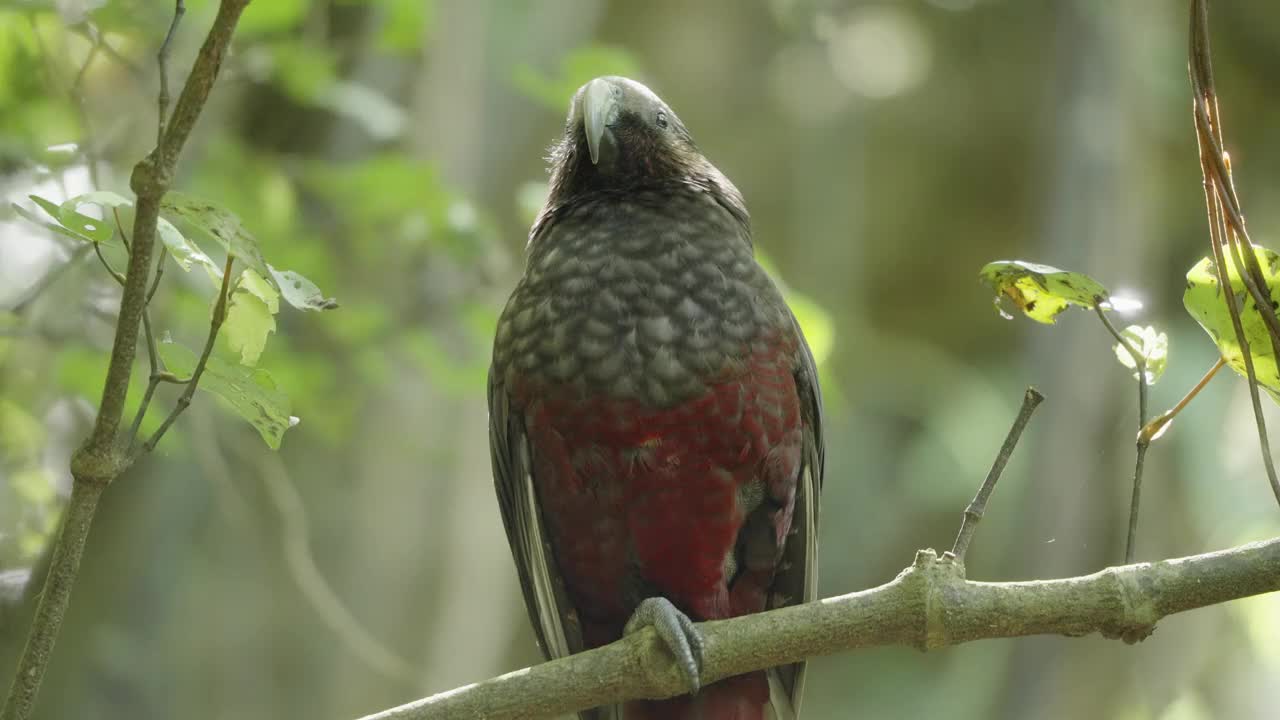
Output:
656,111,669,129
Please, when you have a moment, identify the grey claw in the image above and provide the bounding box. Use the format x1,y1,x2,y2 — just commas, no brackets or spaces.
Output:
624,597,704,693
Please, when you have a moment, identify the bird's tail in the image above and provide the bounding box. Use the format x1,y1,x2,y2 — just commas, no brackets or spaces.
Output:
620,670,794,720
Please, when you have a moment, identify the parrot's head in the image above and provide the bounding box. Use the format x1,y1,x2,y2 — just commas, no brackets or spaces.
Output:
547,76,714,198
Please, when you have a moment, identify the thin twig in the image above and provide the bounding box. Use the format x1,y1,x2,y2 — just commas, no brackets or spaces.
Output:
147,247,169,306
92,242,125,286
1093,304,1149,563
2,3,254,718
157,1,187,145
140,254,235,454
949,387,1045,564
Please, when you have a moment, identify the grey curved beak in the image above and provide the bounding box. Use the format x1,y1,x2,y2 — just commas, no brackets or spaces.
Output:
582,78,618,165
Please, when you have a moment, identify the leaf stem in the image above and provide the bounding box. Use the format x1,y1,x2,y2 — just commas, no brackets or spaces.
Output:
1140,357,1226,445
1093,304,1149,563
140,254,235,455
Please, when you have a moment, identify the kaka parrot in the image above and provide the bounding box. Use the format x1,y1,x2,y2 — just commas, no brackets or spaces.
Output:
489,76,824,720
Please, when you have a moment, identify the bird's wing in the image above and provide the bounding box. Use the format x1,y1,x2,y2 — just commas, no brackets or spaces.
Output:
768,316,825,717
488,368,585,663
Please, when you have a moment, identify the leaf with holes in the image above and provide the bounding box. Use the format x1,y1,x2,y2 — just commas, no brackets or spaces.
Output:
980,261,1110,324
14,194,108,243
12,202,88,243
56,191,131,244
268,266,338,311
1184,245,1280,403
157,339,295,449
1112,325,1168,385
160,192,272,280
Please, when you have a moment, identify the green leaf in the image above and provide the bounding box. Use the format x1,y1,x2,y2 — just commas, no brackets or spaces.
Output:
238,268,280,314
980,260,1110,324
158,340,295,449
268,266,338,311
157,217,221,281
60,190,131,213
1112,325,1168,385
222,269,280,366
16,193,112,243
12,201,91,242
28,194,63,222
1183,246,1280,402
513,45,641,111
223,297,276,368
160,192,272,280
54,191,127,243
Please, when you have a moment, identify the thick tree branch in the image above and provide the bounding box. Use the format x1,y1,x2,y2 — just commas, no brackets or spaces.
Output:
2,3,252,719
359,537,1280,720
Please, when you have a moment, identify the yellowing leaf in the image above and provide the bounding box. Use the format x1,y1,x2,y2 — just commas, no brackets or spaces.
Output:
980,260,1110,324
1183,245,1280,403
224,291,276,367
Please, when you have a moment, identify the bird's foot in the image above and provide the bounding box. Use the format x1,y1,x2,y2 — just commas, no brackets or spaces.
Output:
624,597,704,693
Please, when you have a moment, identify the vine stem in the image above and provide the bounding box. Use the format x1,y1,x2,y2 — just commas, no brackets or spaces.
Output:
1188,0,1280,508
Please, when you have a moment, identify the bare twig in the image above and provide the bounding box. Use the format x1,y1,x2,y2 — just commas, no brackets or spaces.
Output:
949,387,1044,563
1093,304,1150,563
2,3,254,719
1188,0,1280,507
157,1,188,145
357,537,1280,720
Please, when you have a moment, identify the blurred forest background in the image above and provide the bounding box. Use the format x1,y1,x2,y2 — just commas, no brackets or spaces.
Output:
2,0,1280,718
